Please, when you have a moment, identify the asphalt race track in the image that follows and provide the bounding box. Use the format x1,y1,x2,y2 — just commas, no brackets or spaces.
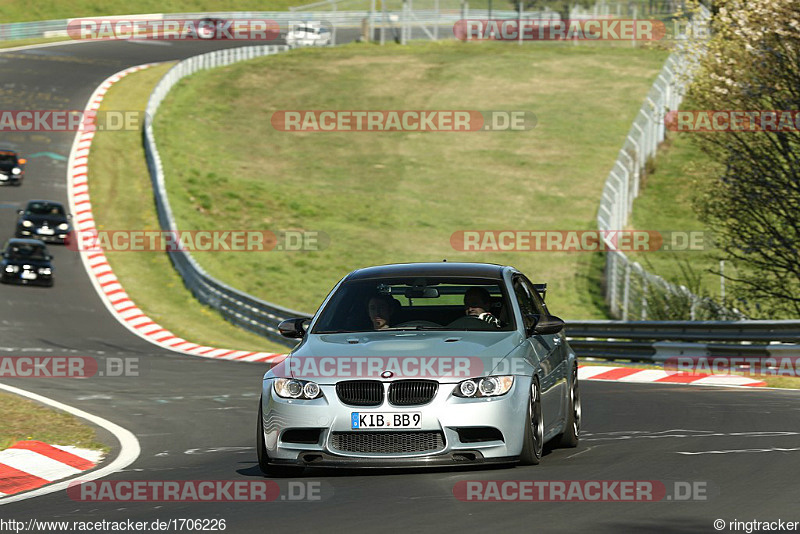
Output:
1,38,799,533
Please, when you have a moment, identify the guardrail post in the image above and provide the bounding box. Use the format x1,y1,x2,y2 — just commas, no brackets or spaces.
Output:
622,261,631,321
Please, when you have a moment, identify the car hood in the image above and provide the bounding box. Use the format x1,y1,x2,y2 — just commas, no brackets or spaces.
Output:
270,330,524,383
0,162,18,172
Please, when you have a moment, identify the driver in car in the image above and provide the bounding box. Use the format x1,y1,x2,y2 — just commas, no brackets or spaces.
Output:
368,294,400,330
464,287,502,328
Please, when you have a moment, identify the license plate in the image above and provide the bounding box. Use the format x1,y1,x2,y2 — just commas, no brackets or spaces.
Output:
351,412,421,429
20,271,37,280
37,228,55,235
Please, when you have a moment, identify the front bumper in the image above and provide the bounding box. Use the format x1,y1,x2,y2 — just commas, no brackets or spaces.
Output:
0,173,21,185
260,377,531,467
16,229,69,244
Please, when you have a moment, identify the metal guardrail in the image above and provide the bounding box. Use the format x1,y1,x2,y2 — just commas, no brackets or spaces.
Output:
567,320,800,343
566,320,800,362
143,45,311,348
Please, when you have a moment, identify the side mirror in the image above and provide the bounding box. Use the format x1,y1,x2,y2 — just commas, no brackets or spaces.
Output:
46,255,53,261
17,209,23,215
278,317,308,339
532,315,565,335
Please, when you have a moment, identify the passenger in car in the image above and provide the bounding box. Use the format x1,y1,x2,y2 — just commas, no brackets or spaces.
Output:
368,294,400,329
464,287,502,328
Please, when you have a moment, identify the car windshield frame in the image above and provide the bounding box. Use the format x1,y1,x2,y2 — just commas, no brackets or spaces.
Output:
5,244,49,261
311,276,517,334
24,202,65,217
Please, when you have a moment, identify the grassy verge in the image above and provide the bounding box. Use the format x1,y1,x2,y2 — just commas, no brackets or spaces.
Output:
580,359,800,389
88,62,288,353
0,392,108,451
0,36,72,50
154,40,669,319
628,132,723,296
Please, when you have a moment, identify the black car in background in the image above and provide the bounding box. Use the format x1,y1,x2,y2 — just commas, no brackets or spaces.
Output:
1,239,54,287
0,149,26,186
15,200,72,244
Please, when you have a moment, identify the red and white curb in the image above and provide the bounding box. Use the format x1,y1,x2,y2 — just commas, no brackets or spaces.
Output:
0,441,103,497
67,64,287,365
578,365,767,387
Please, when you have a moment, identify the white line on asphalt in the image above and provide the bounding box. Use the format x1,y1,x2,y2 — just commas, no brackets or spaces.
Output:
0,382,140,505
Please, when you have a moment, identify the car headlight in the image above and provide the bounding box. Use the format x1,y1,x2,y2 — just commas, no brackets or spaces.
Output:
38,267,52,275
57,223,69,231
274,378,322,399
21,220,33,227
4,265,18,273
453,376,514,398
12,167,21,175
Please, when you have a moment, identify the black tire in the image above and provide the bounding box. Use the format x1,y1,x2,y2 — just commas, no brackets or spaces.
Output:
256,398,304,477
519,377,544,465
555,364,581,448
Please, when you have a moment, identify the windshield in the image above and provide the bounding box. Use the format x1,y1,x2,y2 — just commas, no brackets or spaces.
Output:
5,243,48,261
0,153,17,166
25,202,65,217
312,276,515,333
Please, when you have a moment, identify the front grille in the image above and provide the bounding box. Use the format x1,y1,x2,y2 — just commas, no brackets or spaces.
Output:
336,380,383,406
388,380,438,406
330,431,445,453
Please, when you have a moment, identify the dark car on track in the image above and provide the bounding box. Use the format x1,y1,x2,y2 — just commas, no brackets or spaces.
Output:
1,238,54,287
15,200,72,244
0,149,26,186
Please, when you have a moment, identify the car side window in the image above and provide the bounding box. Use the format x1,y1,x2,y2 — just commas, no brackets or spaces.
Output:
513,277,537,332
521,278,548,318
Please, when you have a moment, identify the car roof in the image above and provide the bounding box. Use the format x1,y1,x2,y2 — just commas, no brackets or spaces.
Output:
344,262,511,281
25,199,64,206
6,238,48,247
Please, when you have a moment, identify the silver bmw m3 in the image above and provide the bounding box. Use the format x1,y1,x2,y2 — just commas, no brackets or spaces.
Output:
257,262,580,475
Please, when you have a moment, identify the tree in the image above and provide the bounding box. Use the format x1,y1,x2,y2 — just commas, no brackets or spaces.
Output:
686,0,800,317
